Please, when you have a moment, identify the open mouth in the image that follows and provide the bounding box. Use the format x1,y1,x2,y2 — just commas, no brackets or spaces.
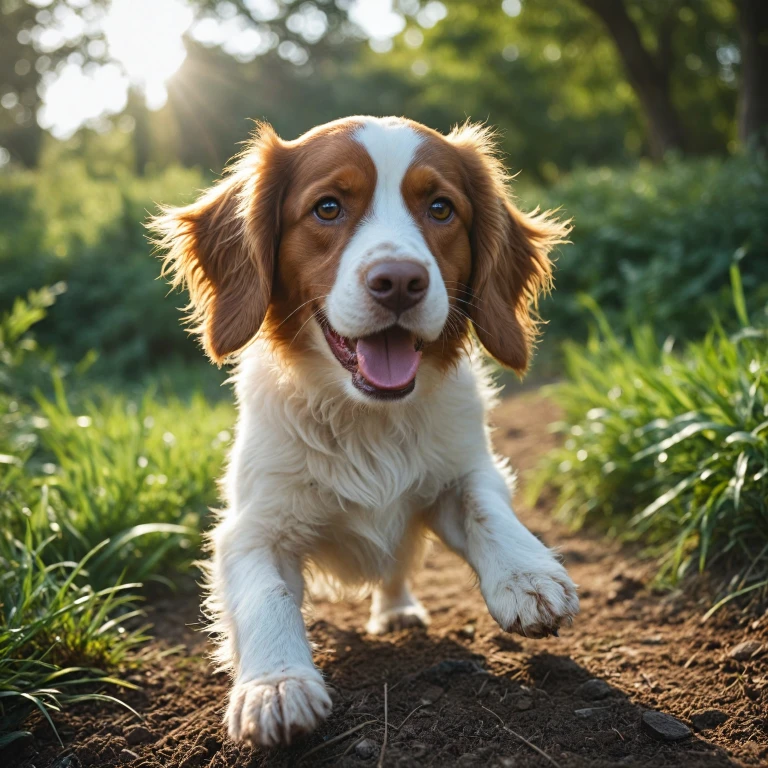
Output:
320,316,423,401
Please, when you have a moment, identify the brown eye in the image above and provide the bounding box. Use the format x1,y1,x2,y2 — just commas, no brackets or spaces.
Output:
315,197,341,221
429,198,452,221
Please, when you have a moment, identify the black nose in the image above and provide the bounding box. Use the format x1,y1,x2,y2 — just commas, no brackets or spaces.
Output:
365,261,430,314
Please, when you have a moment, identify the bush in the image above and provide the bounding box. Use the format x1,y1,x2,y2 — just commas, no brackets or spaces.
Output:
532,268,768,610
532,152,768,348
0,161,208,379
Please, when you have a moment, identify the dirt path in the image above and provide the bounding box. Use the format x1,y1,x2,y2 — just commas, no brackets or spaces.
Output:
11,394,768,768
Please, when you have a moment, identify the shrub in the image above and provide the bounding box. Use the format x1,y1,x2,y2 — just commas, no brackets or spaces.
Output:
532,152,768,348
532,268,768,610
0,161,207,379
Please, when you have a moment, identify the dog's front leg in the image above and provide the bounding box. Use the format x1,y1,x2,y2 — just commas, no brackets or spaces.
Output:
428,461,579,637
211,518,331,747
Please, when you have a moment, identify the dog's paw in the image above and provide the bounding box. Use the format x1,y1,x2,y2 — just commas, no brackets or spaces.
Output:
366,602,430,635
226,669,332,747
482,561,579,639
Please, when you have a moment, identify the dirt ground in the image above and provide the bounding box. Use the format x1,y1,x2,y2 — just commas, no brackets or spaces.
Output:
9,393,768,768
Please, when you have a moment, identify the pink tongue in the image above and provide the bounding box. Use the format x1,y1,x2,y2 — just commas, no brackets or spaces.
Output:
356,327,421,390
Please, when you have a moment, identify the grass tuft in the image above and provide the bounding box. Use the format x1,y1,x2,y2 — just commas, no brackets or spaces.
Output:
531,268,768,609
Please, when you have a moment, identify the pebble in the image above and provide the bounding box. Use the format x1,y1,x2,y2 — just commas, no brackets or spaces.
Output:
355,738,378,759
728,640,762,661
691,709,729,732
459,623,476,640
575,679,613,701
513,694,533,711
119,749,139,763
420,684,445,705
641,710,691,742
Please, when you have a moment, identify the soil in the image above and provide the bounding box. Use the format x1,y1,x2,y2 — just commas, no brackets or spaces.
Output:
8,393,768,768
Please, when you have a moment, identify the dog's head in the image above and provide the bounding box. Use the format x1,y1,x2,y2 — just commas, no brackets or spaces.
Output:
151,116,568,402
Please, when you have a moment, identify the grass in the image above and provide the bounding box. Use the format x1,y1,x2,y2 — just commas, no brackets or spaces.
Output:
0,534,144,748
0,288,233,746
531,267,768,610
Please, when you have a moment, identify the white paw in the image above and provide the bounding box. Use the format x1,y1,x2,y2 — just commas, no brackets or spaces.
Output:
482,560,579,639
226,669,332,747
366,603,430,635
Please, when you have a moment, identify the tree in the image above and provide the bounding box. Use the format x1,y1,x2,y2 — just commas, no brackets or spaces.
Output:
578,0,687,158
736,0,768,149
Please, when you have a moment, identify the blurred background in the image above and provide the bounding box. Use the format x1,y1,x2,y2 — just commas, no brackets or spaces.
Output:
1,0,766,383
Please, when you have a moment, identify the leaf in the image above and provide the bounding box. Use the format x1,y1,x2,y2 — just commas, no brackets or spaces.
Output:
632,422,727,461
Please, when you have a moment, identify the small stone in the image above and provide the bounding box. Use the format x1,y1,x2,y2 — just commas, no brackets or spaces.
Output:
574,707,613,719
420,684,444,705
641,711,691,742
575,679,613,701
125,726,154,746
355,738,378,759
691,709,729,732
499,759,517,768
119,749,139,764
513,694,533,711
459,623,476,640
728,640,762,661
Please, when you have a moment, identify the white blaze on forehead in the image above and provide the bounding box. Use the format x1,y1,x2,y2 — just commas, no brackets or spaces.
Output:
325,117,449,342
355,118,422,227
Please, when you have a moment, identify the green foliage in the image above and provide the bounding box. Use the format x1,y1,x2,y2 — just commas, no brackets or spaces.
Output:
0,291,233,743
0,534,144,749
0,158,209,379
532,151,768,350
533,269,768,607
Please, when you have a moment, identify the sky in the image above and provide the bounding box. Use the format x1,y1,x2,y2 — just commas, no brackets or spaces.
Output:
33,0,452,139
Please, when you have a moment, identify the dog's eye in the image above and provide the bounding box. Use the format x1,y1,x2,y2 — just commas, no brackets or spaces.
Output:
314,198,341,221
429,199,453,221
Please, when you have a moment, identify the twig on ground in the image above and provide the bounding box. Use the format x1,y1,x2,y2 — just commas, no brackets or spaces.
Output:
342,736,366,758
538,669,552,690
396,702,426,733
299,720,377,762
475,678,489,697
480,704,562,768
377,683,388,768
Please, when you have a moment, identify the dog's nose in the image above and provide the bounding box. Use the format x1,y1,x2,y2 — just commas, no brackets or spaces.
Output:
365,261,429,314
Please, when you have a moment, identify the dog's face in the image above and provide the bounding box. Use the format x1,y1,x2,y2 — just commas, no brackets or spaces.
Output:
152,116,568,403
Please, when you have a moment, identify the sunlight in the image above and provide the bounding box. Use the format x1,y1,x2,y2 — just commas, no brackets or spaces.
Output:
103,0,193,109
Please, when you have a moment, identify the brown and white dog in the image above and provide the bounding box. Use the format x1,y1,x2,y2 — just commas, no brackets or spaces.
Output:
151,116,578,747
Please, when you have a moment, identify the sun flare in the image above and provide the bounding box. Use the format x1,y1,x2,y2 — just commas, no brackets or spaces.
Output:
103,0,193,108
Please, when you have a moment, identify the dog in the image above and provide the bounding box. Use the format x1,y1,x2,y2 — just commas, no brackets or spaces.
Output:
151,115,578,747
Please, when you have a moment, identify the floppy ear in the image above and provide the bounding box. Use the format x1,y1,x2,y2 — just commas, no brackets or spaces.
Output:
449,125,570,374
149,124,289,364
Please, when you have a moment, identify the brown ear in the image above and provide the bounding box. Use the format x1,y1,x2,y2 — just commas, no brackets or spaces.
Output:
449,124,570,373
149,124,288,364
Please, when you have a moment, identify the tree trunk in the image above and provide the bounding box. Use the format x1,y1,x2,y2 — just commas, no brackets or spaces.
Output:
580,0,688,159
736,0,768,150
